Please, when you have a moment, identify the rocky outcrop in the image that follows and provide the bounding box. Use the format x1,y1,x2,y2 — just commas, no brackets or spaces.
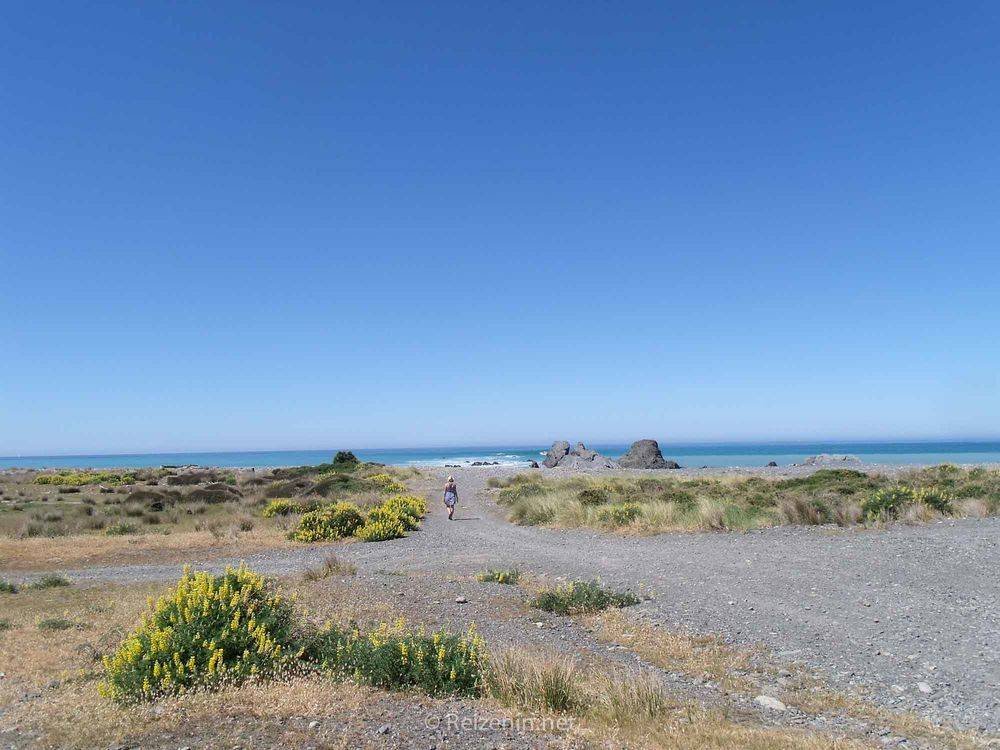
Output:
542,441,618,469
543,441,571,468
618,439,680,469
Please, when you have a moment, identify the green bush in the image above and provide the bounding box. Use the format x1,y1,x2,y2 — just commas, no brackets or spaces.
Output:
597,502,642,526
0,580,18,594
476,568,521,585
106,522,139,536
531,580,640,615
309,620,484,696
0,618,12,631
914,487,954,514
262,499,297,518
98,564,299,703
30,574,71,590
862,486,914,521
577,488,610,506
291,502,365,542
38,617,78,631
333,451,358,466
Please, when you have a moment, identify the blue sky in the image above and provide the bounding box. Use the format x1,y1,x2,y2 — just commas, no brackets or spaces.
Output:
2,2,999,455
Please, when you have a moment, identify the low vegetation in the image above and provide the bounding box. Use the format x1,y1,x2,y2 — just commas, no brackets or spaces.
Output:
475,567,521,585
0,456,419,561
531,580,640,615
290,494,427,543
490,465,1000,533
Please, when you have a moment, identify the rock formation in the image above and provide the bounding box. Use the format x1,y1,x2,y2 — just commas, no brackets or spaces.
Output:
542,441,618,469
617,439,680,469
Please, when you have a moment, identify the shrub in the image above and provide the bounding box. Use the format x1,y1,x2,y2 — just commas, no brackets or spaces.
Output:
366,473,406,494
34,471,136,487
262,499,297,518
333,451,358,466
38,617,78,631
597,502,642,526
862,486,915,521
30,573,71,590
0,580,18,594
98,564,299,703
531,580,640,615
476,568,521,585
577,488,610,506
0,618,12,631
291,502,365,542
106,521,139,536
310,619,484,696
914,487,954,514
355,514,407,542
378,495,426,530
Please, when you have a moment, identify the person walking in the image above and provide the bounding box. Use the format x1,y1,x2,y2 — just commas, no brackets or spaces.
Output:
443,475,458,520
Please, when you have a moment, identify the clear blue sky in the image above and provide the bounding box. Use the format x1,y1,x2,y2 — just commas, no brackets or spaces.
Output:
3,2,999,455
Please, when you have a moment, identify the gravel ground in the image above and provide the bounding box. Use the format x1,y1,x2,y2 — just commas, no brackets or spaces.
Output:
5,465,999,737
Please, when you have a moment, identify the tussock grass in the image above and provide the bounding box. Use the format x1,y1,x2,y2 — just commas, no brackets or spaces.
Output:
491,466,1000,534
302,554,357,581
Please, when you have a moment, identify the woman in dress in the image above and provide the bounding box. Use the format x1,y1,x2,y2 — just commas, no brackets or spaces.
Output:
443,475,458,520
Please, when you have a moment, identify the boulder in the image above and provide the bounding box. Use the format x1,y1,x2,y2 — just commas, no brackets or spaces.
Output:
543,441,571,468
574,442,598,460
767,461,778,467
618,439,680,469
528,460,539,469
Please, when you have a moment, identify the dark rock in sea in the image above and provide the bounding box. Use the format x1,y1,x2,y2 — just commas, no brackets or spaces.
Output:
528,460,539,468
767,461,778,467
618,439,680,469
543,441,571,468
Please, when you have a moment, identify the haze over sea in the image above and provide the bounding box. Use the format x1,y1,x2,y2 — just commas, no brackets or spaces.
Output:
3,441,1000,471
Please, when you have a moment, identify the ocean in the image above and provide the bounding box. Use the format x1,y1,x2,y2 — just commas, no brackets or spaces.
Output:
2,441,1000,470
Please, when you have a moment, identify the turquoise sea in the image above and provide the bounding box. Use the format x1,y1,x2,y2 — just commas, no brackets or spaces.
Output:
2,441,1000,470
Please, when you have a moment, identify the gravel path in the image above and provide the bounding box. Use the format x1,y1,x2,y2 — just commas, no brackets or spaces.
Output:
8,466,999,734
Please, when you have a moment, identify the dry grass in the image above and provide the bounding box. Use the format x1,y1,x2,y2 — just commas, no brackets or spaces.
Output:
491,466,1000,535
0,527,296,571
598,611,994,750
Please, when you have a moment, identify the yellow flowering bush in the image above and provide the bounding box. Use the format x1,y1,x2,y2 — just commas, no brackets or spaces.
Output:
261,498,297,518
35,470,136,486
366,472,406,494
311,618,484,696
380,494,427,530
355,514,407,542
98,564,299,703
290,502,364,542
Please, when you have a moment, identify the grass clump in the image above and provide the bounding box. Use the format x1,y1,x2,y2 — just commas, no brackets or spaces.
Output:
531,580,640,615
261,498,298,518
105,521,139,536
98,564,299,703
302,554,357,581
475,568,521,585
597,502,642,526
38,617,80,631
291,502,365,542
29,573,71,590
0,579,18,594
0,618,12,631
310,619,484,696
